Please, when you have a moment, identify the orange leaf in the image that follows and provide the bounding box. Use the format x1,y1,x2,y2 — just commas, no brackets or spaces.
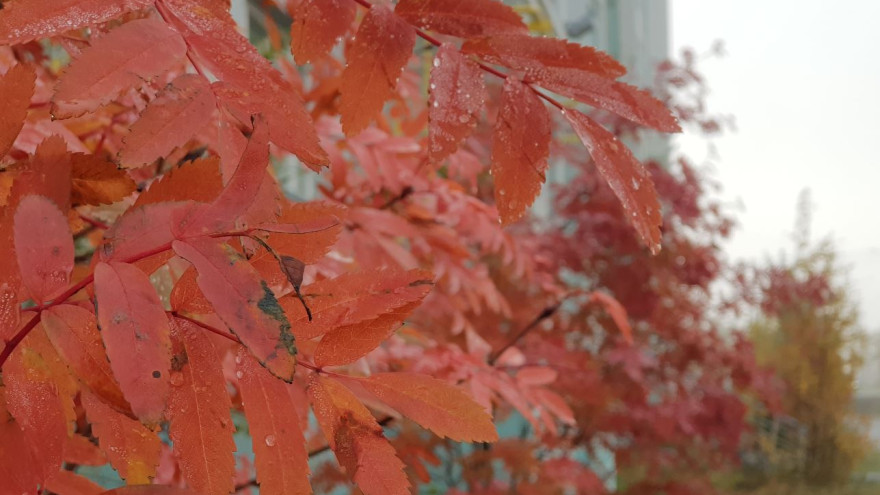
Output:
308,375,410,495
361,372,498,442
462,34,626,79
10,136,73,212
590,290,634,344
163,0,327,167
263,202,346,264
42,304,129,411
45,469,105,495
100,202,183,269
176,116,269,236
427,44,486,163
2,332,70,484
172,237,297,382
236,347,312,495
291,0,356,64
315,300,424,367
395,0,527,38
52,16,186,118
83,391,162,484
340,5,416,135
13,195,74,303
0,0,155,45
564,110,662,254
0,64,35,158
167,319,236,495
71,153,137,206
491,78,551,225
120,74,216,167
94,261,172,424
134,157,223,208
282,268,433,340
0,412,42,493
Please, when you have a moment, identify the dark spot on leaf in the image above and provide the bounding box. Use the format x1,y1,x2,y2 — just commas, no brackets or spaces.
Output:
152,370,161,379
257,281,297,357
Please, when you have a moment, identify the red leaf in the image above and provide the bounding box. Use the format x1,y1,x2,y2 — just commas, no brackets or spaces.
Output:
42,304,129,411
0,64,35,158
0,413,42,494
543,78,681,133
361,373,498,442
315,300,424,367
10,136,73,212
163,0,327,167
71,153,137,206
308,375,410,495
236,347,311,495
339,5,416,135
170,268,214,315
590,290,634,344
13,195,73,303
261,202,345,264
175,116,268,236
491,78,551,225
427,44,486,163
83,391,162,484
290,0,356,64
564,110,662,254
2,334,69,484
172,237,297,382
52,16,186,118
100,202,183,267
0,0,154,45
395,0,528,38
45,470,105,495
167,319,236,495
120,74,216,167
134,157,223,208
282,268,433,340
462,34,626,79
94,261,172,424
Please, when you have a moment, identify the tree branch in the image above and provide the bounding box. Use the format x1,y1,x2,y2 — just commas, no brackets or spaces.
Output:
487,305,559,365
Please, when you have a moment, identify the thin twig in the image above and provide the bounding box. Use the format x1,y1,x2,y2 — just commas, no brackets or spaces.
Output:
487,305,559,365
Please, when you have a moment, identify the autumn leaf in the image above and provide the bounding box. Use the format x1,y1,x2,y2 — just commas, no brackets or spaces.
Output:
83,391,161,484
133,157,223,208
10,135,72,213
45,470,105,495
281,268,434,340
167,319,236,495
462,34,626,79
290,0,356,64
120,74,216,168
427,44,486,163
100,202,185,272
590,290,634,344
339,4,416,135
236,347,312,495
163,0,327,167
309,375,411,495
175,116,268,236
564,109,662,254
0,64,35,158
42,304,129,411
98,486,199,495
0,0,155,45
172,237,297,382
53,16,187,118
0,412,43,493
2,333,70,484
71,153,137,206
13,194,74,303
94,261,172,424
395,0,528,39
361,372,498,442
491,78,551,225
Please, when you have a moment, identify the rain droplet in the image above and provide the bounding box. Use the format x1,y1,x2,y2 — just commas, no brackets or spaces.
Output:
631,178,640,190
235,370,244,379
264,434,277,447
170,372,184,387
433,58,441,68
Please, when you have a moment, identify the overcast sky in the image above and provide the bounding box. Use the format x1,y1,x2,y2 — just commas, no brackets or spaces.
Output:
670,0,880,331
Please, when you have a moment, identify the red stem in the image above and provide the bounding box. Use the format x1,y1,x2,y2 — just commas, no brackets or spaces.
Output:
348,0,566,111
78,214,110,230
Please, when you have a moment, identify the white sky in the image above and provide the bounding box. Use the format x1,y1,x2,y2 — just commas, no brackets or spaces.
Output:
671,0,880,331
